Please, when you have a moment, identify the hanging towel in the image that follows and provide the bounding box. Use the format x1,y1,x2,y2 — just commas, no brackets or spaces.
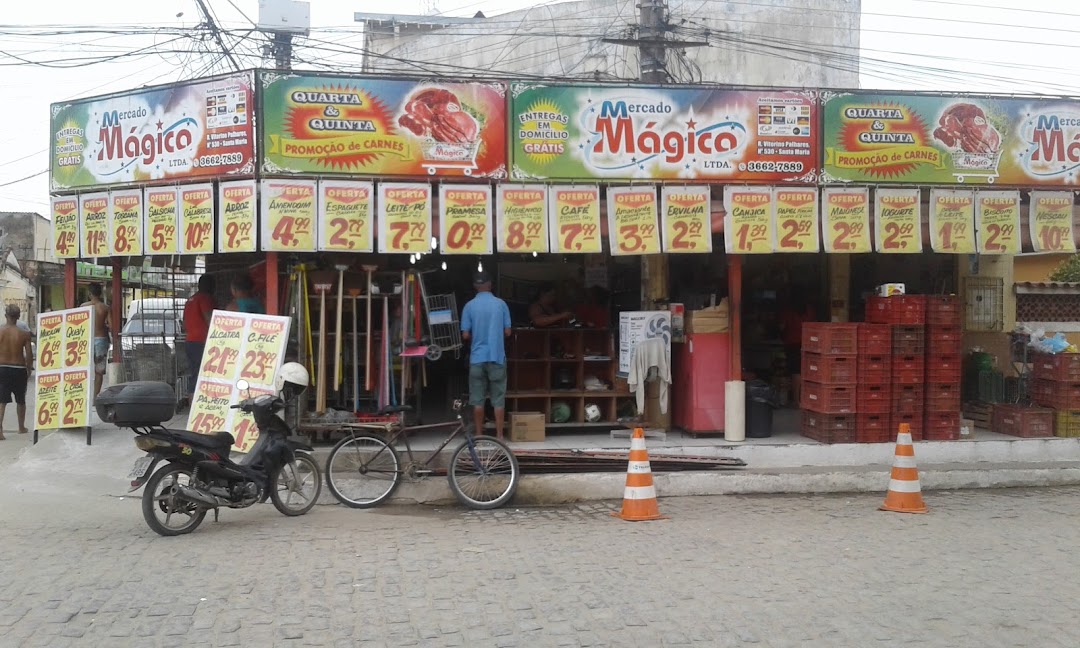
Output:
627,337,671,415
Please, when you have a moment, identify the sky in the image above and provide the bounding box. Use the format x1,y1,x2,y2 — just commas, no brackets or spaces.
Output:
3,0,1080,214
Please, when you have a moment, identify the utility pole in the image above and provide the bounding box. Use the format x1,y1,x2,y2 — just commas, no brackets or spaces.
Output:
258,0,310,70
194,0,241,72
271,33,293,70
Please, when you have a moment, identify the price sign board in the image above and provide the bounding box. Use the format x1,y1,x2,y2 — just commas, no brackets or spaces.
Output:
496,185,548,253
34,373,61,430
34,306,94,432
179,184,215,254
261,179,316,252
108,189,143,256
773,188,819,252
79,192,108,258
874,188,922,253
976,191,1021,255
660,186,711,253
550,186,601,253
36,313,64,372
724,187,774,254
929,189,976,253
188,380,232,439
378,183,432,254
822,187,871,253
440,184,493,255
1030,191,1076,253
51,196,79,259
608,186,660,256
145,187,179,255
318,180,373,252
61,370,91,428
218,180,257,253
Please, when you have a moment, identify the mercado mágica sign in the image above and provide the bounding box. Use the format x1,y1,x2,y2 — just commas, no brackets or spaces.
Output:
509,83,819,183
50,72,255,191
823,91,1080,186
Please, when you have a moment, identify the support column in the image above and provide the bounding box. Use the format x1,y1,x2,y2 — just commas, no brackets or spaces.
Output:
642,255,668,309
828,254,851,322
111,260,123,362
728,255,742,380
64,259,77,308
266,252,280,315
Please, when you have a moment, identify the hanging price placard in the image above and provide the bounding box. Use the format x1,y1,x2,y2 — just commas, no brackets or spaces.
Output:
929,189,975,253
874,188,922,253
144,187,179,255
109,189,143,256
218,180,257,253
496,185,548,253
1030,191,1076,253
378,183,432,254
822,187,871,253
724,187,774,254
79,192,108,258
976,191,1021,255
660,186,711,253
261,179,316,252
51,196,79,259
550,185,601,253
179,184,215,254
440,184,493,255
318,180,373,252
773,188,819,252
608,186,660,256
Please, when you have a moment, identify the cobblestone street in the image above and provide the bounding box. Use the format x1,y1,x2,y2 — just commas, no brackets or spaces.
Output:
1,485,1079,647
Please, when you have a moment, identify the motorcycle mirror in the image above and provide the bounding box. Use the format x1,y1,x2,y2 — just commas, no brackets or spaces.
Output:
236,379,250,392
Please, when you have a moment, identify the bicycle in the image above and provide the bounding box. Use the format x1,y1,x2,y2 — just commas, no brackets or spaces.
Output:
324,399,520,510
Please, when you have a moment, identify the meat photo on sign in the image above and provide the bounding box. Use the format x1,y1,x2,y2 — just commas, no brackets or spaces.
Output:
397,86,484,175
933,102,1004,181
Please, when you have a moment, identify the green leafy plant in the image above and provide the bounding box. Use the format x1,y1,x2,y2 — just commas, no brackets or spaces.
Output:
1049,254,1080,282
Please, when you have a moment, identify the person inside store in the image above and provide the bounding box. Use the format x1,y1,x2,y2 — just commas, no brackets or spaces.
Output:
228,275,263,314
780,294,816,404
575,285,610,329
0,304,33,438
82,283,110,397
529,282,574,328
461,271,512,440
181,275,216,410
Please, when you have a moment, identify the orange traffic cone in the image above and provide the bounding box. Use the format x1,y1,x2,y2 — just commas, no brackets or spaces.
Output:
612,427,667,521
880,423,927,514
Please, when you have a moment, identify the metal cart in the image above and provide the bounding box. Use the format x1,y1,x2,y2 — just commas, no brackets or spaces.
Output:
417,270,462,361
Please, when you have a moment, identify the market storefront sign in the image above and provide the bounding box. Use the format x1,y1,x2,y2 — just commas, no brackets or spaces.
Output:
218,180,257,253
318,180,373,252
496,185,548,253
660,186,711,253
1030,191,1076,252
549,186,602,253
822,187,871,253
50,72,254,191
874,188,922,253
511,84,818,182
724,187,774,253
260,73,507,178
51,197,79,259
929,189,976,253
378,183,432,254
440,185,493,255
975,191,1021,255
773,188,819,252
261,179,316,252
607,186,660,256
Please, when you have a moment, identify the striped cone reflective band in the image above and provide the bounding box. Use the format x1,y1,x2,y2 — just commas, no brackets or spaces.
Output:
612,428,667,521
880,424,928,514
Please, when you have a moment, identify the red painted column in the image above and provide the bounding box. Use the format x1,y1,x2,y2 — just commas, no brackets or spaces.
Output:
727,255,742,381
64,259,77,308
265,252,279,315
111,259,123,362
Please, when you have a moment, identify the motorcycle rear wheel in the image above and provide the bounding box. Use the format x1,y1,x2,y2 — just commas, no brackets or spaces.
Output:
270,452,322,516
141,464,206,536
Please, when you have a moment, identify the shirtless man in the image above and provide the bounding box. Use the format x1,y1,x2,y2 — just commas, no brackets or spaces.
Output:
0,304,33,438
82,284,110,396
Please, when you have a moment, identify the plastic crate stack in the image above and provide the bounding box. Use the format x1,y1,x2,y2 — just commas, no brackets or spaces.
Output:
1031,353,1080,437
855,323,892,443
867,295,926,441
800,323,858,443
924,296,963,440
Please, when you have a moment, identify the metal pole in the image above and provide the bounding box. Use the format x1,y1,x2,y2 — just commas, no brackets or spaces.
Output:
639,0,669,309
273,32,293,70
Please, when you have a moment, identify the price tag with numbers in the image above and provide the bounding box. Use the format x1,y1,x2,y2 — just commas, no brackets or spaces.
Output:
34,306,95,431
201,313,245,380
496,185,548,253
874,188,922,253
661,186,711,253
319,180,373,252
109,189,143,257
929,189,976,254
440,184,493,255
34,373,61,430
187,380,232,437
1030,191,1076,253
79,192,109,258
608,186,660,256
36,313,64,372
378,183,432,254
773,188,819,252
724,187,774,254
822,187,871,253
218,180,257,253
179,184,215,254
144,188,179,255
976,191,1020,255
261,179,316,252
60,370,90,428
550,186,601,254
238,316,288,388
51,197,79,259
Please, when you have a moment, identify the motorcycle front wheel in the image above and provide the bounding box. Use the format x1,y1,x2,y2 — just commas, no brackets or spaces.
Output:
141,463,206,536
270,452,322,516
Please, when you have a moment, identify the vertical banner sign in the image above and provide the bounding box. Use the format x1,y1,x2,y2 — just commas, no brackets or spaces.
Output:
661,186,712,253
144,187,179,255
179,184,215,254
773,188,820,252
607,186,660,256
318,180,373,252
79,192,108,258
822,187,871,253
378,183,432,254
874,188,922,253
496,185,548,253
976,191,1021,255
50,196,79,259
550,186,602,253
108,189,143,256
929,189,976,253
724,187,775,254
440,184,493,255
218,180,257,253
261,179,317,252
1030,191,1076,252
34,307,94,431
189,311,291,452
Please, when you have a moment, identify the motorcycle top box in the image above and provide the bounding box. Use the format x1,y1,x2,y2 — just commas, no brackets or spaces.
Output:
96,381,175,426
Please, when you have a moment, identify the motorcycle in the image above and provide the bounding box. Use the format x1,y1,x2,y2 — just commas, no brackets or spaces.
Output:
98,363,322,536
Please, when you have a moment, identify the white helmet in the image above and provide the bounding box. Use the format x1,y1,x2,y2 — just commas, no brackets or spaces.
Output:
275,362,310,394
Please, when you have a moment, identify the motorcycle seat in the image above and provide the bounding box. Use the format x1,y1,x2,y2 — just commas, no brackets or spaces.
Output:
167,429,236,450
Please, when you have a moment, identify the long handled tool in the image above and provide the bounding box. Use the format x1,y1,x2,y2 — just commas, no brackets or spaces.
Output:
347,287,362,412
334,263,348,390
362,265,377,391
313,278,333,414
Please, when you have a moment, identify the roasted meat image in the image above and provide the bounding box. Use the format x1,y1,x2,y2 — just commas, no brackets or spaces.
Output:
933,103,1001,154
398,88,479,144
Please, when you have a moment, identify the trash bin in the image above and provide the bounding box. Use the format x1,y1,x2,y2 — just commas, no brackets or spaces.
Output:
745,380,777,438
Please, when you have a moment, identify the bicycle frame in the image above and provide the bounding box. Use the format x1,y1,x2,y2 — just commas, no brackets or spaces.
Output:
343,404,481,475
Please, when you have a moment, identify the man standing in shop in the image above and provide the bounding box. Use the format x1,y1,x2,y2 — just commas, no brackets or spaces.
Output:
460,271,511,440
182,275,216,409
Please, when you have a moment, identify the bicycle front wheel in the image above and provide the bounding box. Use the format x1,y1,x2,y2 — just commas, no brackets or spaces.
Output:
448,435,520,510
326,434,402,508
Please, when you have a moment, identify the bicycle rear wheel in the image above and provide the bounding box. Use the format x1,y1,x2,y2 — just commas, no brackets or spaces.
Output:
447,435,519,510
326,434,402,508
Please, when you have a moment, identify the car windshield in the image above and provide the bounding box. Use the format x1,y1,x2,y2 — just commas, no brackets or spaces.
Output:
123,317,179,336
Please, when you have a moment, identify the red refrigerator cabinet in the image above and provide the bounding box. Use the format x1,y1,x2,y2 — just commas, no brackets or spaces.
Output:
672,333,731,434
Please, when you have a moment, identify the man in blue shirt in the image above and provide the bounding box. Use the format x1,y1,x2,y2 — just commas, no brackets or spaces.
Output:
460,271,511,439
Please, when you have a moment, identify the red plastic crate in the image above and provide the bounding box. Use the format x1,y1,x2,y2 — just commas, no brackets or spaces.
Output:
802,411,857,444
858,384,892,414
1032,379,1080,411
924,412,960,441
1032,353,1080,383
867,295,926,325
992,404,1054,438
892,326,926,355
891,413,924,441
857,354,892,385
801,382,857,413
891,396,924,415
857,323,893,355
926,326,962,342
927,311,962,327
926,355,963,383
893,354,925,384
857,413,892,443
925,382,961,412
924,295,960,313
802,353,857,384
803,323,859,355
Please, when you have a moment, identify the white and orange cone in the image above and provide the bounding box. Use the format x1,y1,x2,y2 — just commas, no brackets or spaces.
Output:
880,423,928,514
612,427,667,521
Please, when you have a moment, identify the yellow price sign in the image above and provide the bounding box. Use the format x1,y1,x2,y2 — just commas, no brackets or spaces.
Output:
378,183,432,254
440,185,493,255
238,317,288,388
51,197,79,259
179,184,215,254
661,186,711,253
930,189,976,253
80,193,109,258
319,180,373,252
188,380,232,436
822,187,871,253
60,369,90,428
497,185,548,253
62,308,92,369
724,187,774,254
109,190,143,257
36,313,64,372
1030,191,1076,253
34,372,61,430
218,181,257,253
551,186,601,254
261,180,316,252
875,188,922,253
145,188,179,255
608,186,660,256
773,188,819,252
976,191,1020,255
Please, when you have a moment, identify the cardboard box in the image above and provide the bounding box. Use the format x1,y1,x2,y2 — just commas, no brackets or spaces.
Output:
960,418,976,439
510,412,546,442
685,299,729,334
878,283,906,297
